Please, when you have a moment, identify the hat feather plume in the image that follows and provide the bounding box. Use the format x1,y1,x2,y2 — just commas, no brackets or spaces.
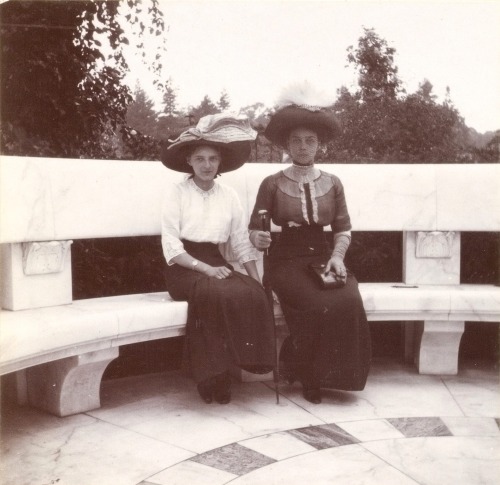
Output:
275,81,335,110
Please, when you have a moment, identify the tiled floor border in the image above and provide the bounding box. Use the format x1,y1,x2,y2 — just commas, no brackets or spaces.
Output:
139,416,500,484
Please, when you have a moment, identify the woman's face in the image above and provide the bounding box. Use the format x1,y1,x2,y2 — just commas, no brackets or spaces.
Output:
187,145,221,184
287,127,319,166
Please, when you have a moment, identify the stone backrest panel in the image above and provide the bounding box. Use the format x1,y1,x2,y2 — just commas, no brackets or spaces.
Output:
1,156,499,244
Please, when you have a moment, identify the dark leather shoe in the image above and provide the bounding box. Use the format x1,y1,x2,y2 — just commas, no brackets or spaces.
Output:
303,388,322,404
214,372,232,404
197,378,214,404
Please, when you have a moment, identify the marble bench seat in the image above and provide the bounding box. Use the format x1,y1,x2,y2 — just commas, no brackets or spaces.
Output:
0,292,187,375
2,283,498,416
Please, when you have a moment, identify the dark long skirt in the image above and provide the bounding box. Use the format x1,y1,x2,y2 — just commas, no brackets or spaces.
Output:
164,240,275,383
268,227,371,391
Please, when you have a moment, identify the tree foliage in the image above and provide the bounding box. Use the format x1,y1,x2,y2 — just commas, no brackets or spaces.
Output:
0,0,165,159
126,84,158,138
346,28,402,102
239,102,281,162
217,90,231,111
327,28,471,163
188,95,219,124
2,9,495,164
162,78,178,116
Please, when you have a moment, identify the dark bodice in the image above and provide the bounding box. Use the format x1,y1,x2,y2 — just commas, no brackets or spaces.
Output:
249,166,352,233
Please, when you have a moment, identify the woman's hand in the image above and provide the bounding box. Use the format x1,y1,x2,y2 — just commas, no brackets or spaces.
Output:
204,265,233,279
325,256,347,278
250,230,272,250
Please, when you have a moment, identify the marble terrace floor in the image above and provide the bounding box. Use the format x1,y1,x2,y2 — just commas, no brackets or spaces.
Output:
1,358,499,485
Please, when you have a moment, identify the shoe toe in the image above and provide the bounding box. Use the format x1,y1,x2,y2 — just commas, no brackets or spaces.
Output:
303,389,322,404
197,381,214,404
214,372,232,404
214,394,231,404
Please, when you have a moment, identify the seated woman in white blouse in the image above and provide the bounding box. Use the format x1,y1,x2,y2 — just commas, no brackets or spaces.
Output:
160,113,275,404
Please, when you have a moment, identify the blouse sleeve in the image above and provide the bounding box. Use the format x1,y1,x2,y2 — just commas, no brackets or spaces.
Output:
227,188,258,265
161,182,186,265
248,174,276,230
331,176,352,234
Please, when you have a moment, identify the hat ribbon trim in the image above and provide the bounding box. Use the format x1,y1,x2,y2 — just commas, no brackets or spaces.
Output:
168,125,256,148
293,103,323,112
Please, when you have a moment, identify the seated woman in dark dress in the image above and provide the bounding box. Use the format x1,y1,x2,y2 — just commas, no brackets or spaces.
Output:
161,113,275,405
249,87,371,404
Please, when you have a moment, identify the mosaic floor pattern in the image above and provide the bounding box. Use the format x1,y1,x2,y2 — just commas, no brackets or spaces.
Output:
139,416,499,485
1,359,498,485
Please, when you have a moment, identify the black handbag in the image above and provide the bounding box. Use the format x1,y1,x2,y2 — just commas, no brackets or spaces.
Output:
309,262,347,289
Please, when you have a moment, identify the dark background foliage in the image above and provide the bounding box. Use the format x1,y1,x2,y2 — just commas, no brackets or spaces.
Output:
1,3,498,377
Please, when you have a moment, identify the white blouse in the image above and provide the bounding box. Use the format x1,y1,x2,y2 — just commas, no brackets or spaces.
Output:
161,177,258,266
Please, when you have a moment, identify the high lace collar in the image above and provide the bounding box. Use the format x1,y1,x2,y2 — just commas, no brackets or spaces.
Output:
284,163,320,184
188,177,218,197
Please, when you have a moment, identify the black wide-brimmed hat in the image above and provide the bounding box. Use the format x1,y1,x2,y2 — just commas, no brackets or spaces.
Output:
264,105,341,148
161,113,257,173
264,82,341,148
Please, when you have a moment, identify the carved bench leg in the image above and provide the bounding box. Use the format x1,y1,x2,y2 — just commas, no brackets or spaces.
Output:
26,348,119,417
415,320,465,375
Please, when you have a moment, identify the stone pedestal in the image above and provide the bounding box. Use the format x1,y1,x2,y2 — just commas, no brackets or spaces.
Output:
1,241,72,310
403,231,464,375
26,348,119,417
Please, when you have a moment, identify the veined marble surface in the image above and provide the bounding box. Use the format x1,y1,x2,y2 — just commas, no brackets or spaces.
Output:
1,157,499,243
3,284,499,373
1,359,498,485
435,164,500,231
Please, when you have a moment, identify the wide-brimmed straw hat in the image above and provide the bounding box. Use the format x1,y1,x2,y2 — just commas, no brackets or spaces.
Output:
161,113,257,173
264,82,341,148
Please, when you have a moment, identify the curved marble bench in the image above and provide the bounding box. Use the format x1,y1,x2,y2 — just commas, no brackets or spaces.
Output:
1,283,498,416
1,157,499,417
